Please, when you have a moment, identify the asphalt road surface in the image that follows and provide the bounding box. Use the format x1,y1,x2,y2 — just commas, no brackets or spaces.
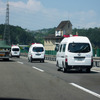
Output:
0,57,100,100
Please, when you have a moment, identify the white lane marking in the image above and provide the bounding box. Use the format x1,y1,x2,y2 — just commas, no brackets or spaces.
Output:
70,83,100,99
32,66,44,72
17,61,24,64
91,70,100,73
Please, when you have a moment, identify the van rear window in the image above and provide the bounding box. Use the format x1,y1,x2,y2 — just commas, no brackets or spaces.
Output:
33,47,44,52
12,48,19,51
68,43,90,53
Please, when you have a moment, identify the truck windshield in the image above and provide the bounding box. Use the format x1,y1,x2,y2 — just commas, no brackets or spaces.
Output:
33,47,44,52
12,48,19,51
68,43,90,53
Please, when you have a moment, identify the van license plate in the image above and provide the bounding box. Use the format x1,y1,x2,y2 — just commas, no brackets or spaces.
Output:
76,58,83,61
14,52,17,54
36,54,41,56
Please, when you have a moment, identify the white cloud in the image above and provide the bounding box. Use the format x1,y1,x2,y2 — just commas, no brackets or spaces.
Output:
26,0,43,12
80,10,96,22
0,0,99,30
10,1,26,9
0,0,6,15
70,10,97,28
9,0,43,13
84,22,100,28
86,22,97,28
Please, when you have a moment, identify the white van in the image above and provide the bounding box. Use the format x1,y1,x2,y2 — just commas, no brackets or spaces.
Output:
11,45,20,58
28,43,45,62
56,36,93,73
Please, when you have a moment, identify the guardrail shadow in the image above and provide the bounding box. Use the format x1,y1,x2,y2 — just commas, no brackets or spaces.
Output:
0,59,15,62
0,98,33,100
59,69,99,74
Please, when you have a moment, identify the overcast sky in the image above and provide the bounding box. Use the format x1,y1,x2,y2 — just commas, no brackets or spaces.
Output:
0,0,100,30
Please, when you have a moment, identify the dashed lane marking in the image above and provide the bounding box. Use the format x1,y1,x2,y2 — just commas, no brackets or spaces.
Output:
32,66,44,72
17,61,24,64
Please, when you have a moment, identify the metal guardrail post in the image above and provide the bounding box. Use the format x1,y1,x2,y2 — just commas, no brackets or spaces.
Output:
21,53,100,67
93,60,100,67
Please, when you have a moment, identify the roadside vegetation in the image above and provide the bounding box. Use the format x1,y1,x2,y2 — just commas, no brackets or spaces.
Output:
0,24,100,49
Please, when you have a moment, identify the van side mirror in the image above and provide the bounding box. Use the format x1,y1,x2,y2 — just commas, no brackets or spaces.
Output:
55,46,59,51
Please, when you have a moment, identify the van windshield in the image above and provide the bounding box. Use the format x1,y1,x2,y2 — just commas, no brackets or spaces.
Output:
68,43,90,53
12,48,19,51
33,47,44,52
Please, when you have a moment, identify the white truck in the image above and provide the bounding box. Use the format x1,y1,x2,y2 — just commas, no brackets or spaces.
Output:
56,36,93,73
0,40,11,61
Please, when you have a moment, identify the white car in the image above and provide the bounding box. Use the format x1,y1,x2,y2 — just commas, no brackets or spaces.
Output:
56,36,93,73
28,43,45,62
11,45,20,58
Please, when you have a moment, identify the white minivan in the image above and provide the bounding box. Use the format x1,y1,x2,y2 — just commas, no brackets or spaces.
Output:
11,45,20,58
28,43,45,62
56,36,93,73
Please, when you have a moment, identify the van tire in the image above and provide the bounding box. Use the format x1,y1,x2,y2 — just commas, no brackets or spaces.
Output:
17,56,19,58
3,58,9,61
86,68,90,73
79,69,82,73
30,57,33,63
62,62,67,73
42,59,44,63
57,61,61,71
40,59,44,63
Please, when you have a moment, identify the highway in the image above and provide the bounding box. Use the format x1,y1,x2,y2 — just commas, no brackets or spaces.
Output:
0,57,100,100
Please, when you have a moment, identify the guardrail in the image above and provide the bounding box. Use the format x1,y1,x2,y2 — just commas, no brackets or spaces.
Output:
45,55,100,67
20,53,100,67
93,61,100,67
93,58,100,67
45,55,56,61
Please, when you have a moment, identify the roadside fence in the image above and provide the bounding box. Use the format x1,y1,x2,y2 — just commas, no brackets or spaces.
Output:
45,49,100,57
20,49,100,67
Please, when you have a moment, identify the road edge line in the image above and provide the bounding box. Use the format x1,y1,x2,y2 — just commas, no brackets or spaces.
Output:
70,83,100,99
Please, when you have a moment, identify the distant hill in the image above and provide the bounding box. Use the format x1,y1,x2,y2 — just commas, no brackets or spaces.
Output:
0,24,36,45
0,24,56,45
72,28,100,48
34,27,100,48
31,27,56,44
0,24,100,48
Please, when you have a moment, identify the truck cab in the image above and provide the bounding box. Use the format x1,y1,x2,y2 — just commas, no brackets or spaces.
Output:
0,40,11,61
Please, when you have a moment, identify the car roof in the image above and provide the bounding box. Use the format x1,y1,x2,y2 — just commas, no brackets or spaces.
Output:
61,36,90,44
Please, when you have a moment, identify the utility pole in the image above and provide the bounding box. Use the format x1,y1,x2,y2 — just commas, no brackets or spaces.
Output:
3,1,11,45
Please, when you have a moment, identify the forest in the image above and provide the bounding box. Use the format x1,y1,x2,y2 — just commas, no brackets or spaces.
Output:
0,24,36,45
72,28,100,48
0,24,100,48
